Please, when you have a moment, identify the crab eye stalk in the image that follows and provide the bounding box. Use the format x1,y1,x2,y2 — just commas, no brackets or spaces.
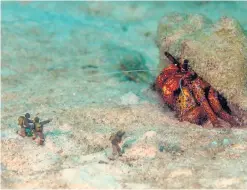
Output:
164,51,180,66
182,59,189,71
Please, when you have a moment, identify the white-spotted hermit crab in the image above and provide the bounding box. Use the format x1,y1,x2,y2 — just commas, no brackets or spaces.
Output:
152,51,246,128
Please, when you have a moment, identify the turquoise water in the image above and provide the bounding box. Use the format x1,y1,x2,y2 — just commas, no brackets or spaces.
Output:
2,1,247,110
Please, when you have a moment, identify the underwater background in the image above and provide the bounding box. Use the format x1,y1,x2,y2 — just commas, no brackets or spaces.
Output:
2,1,247,109
2,1,247,189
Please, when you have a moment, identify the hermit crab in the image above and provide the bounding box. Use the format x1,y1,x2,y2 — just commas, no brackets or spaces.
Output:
153,51,244,128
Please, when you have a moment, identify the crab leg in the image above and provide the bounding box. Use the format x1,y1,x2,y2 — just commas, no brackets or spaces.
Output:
208,88,241,127
189,78,222,127
228,103,247,125
179,106,207,125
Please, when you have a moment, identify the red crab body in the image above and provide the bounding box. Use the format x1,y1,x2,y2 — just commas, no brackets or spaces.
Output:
155,52,241,128
158,73,184,108
155,64,180,90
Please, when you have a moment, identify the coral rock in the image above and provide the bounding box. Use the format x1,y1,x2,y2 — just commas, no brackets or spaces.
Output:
157,13,247,108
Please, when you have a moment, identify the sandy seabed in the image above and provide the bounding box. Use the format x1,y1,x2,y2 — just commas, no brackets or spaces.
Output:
2,82,247,188
2,1,247,189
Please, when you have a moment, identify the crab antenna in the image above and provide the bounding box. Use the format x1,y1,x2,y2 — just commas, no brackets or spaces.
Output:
164,51,180,66
182,59,189,71
83,69,158,79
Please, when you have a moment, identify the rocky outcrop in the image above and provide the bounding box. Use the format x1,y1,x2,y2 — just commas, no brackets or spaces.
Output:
157,13,247,108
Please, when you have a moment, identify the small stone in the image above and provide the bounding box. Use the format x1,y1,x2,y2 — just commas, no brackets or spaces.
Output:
120,92,139,105
223,138,231,146
159,145,165,152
